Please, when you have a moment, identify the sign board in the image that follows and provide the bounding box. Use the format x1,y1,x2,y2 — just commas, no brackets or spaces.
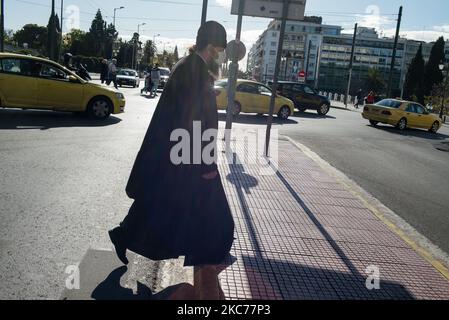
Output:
226,40,247,62
298,70,305,78
231,0,306,21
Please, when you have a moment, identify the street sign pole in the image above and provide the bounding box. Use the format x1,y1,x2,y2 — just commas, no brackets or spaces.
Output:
265,0,290,157
0,0,4,53
201,0,208,25
345,23,357,108
224,0,245,156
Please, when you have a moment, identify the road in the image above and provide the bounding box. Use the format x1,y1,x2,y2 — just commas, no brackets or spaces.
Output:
0,83,448,299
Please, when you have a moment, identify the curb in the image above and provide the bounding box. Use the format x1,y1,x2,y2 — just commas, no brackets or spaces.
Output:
282,135,449,282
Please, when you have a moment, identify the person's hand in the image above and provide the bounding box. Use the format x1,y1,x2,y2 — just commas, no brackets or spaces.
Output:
202,171,218,180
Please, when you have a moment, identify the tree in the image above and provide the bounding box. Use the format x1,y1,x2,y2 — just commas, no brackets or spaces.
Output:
87,9,116,57
47,12,61,60
174,45,179,61
13,24,47,50
142,40,156,67
64,29,89,56
365,68,385,94
403,43,425,104
423,36,445,96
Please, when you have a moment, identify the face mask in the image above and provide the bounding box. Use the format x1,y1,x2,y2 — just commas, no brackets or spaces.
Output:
215,50,226,65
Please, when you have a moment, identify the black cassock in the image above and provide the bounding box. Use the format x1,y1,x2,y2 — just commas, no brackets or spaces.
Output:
118,53,235,266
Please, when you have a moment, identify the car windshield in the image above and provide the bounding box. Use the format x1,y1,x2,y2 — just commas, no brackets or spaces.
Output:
118,70,136,76
375,99,402,108
215,80,228,88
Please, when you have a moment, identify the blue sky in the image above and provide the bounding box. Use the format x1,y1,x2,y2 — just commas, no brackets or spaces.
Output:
4,0,449,59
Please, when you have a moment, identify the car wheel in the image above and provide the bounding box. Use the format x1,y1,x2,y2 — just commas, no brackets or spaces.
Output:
278,106,291,120
429,121,440,134
297,105,307,112
232,101,241,117
317,103,330,116
87,97,112,120
396,117,407,131
369,120,379,126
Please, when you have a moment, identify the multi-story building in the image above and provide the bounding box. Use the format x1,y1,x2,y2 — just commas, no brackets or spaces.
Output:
248,19,448,97
248,17,341,83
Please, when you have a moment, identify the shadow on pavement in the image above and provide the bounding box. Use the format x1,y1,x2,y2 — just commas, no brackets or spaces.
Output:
368,124,449,140
0,109,121,130
293,111,337,120
218,112,298,125
225,153,414,300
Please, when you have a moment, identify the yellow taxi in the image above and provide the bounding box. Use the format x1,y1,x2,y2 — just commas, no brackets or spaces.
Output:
362,99,442,133
214,79,295,120
0,53,125,120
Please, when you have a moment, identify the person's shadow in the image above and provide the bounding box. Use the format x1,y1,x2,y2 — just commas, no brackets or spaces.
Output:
91,256,237,300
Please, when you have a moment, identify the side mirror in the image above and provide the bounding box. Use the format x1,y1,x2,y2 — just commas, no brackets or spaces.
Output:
68,75,79,83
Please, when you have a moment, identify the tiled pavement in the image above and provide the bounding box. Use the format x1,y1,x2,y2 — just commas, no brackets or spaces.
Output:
215,137,449,300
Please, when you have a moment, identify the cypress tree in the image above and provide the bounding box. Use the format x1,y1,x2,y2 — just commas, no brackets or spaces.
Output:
403,43,425,104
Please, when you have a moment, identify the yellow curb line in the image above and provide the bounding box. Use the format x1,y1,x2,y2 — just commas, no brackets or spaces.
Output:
283,136,449,282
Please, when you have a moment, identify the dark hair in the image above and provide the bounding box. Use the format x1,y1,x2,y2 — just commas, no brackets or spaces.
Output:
196,21,227,51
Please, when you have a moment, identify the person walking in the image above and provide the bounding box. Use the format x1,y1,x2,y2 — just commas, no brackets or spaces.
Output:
107,59,118,89
100,59,108,84
366,91,375,105
108,21,234,300
355,89,363,109
150,64,161,97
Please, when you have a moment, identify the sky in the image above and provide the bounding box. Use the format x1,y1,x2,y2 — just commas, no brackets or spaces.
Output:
4,0,449,68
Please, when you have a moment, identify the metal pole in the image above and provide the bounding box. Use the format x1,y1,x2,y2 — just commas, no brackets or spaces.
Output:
284,57,288,80
201,0,208,25
59,0,63,61
50,0,55,60
387,6,403,98
224,0,244,154
0,0,5,52
345,23,357,108
266,0,289,157
305,40,312,82
440,67,448,119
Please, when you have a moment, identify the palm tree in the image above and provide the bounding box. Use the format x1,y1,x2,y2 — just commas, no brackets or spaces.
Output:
365,68,385,94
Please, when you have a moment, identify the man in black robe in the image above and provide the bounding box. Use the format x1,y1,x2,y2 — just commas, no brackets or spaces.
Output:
108,21,235,299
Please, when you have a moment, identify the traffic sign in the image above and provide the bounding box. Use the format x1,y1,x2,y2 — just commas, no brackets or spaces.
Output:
298,70,305,78
226,40,247,62
231,0,306,21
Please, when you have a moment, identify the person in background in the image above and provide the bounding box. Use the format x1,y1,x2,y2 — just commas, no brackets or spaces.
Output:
355,89,364,109
107,59,118,89
101,59,108,84
150,64,161,97
366,91,375,105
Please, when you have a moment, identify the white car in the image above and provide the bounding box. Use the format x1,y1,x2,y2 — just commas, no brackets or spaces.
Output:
116,69,140,88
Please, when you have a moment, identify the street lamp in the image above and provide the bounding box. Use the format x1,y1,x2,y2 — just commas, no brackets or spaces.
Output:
439,62,448,119
152,34,160,65
133,23,146,70
113,6,125,27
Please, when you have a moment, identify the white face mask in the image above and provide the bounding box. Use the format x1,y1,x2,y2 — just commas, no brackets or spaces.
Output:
215,50,227,65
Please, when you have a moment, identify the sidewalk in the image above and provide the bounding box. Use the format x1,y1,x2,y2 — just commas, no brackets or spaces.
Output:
214,135,449,300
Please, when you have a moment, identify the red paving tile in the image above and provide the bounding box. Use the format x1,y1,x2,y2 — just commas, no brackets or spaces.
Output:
216,138,449,300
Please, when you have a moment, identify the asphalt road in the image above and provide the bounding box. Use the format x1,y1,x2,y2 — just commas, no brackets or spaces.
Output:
1,82,448,299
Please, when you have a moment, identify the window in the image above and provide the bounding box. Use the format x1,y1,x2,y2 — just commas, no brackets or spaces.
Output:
257,85,272,95
237,83,258,94
414,104,426,114
269,50,276,55
376,99,402,108
293,84,304,92
304,86,315,94
271,42,277,47
39,63,68,80
0,58,35,76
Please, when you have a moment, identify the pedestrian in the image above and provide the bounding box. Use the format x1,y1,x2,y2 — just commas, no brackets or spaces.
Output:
100,59,108,84
355,89,363,109
150,64,161,97
366,91,375,105
108,21,234,300
107,59,118,89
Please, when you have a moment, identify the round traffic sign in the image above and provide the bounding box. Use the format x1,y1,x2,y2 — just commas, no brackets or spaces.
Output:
226,40,247,62
298,70,305,78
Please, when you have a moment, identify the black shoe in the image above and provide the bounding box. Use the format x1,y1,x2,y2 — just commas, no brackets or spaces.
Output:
108,229,129,265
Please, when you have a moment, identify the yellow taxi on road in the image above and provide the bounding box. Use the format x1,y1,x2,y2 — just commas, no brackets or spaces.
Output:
214,79,295,120
0,53,125,120
362,99,442,133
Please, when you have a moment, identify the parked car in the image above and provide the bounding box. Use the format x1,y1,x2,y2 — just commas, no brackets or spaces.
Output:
158,67,171,89
362,99,442,133
214,79,295,120
116,69,140,88
0,53,126,120
268,81,331,116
